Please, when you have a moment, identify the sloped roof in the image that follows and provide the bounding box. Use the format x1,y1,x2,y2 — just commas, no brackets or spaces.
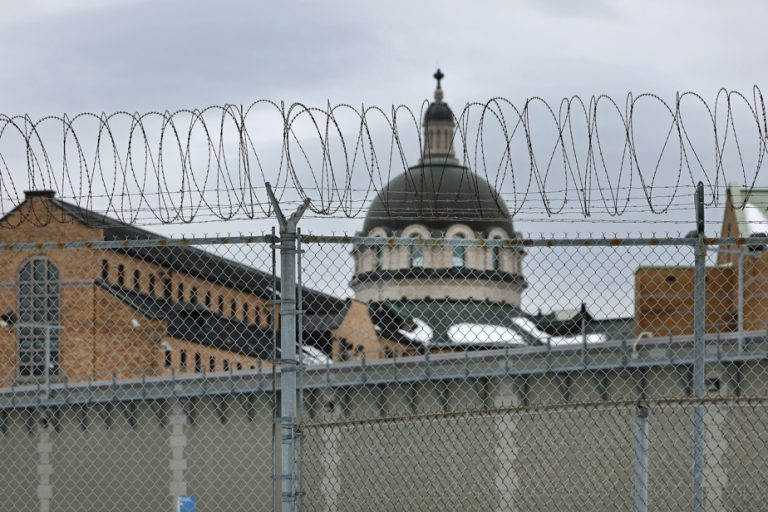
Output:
98,280,275,359
727,183,768,237
5,192,347,317
369,300,537,348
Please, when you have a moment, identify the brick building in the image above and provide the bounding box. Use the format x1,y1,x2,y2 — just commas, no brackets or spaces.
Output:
0,191,346,387
635,183,768,337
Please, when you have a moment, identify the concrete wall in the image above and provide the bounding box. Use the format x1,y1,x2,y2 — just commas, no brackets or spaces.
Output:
0,348,767,512
0,394,275,512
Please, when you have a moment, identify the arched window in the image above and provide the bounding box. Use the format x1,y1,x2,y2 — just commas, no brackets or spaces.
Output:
410,235,424,268
18,258,61,378
491,246,501,271
117,264,125,286
452,233,465,268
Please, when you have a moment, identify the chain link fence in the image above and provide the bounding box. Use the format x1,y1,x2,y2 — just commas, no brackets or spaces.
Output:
0,226,767,510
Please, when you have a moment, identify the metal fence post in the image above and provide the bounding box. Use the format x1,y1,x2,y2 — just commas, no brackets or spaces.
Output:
692,182,706,512
633,403,649,512
267,183,310,512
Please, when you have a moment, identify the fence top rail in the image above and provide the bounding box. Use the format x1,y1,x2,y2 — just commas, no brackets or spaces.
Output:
0,234,763,251
302,234,768,247
0,328,759,396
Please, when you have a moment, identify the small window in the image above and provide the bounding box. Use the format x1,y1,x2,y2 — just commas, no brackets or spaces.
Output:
164,349,172,367
101,259,109,281
117,264,125,286
385,348,396,358
452,234,466,268
194,353,202,373
236,362,243,371
243,303,250,323
223,360,230,372
177,283,185,302
180,350,188,370
491,246,501,271
665,275,677,284
410,235,424,267
218,296,225,314
133,270,141,291
190,287,198,305
163,278,172,299
209,356,216,372
204,291,211,308
149,274,157,296
230,299,237,317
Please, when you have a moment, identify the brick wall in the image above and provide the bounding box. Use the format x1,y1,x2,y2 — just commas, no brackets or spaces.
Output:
635,266,737,337
0,197,273,386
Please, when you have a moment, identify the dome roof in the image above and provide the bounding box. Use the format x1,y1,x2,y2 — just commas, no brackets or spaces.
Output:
362,162,514,234
424,101,454,123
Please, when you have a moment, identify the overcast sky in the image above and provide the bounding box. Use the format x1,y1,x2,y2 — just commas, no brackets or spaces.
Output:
1,0,767,237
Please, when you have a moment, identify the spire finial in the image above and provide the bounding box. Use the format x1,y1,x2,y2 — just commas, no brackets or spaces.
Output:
433,68,444,89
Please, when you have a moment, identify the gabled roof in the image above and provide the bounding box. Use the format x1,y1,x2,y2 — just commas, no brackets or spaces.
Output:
5,192,347,316
727,183,768,237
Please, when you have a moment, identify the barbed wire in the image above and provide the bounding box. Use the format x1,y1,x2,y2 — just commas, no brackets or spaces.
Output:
0,87,766,227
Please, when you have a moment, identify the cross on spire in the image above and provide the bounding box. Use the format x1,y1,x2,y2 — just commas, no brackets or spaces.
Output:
433,68,444,89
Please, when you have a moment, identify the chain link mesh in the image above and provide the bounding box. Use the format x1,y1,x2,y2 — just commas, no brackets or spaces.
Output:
0,233,766,511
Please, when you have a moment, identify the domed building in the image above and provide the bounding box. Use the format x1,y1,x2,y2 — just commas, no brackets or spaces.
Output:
341,71,533,351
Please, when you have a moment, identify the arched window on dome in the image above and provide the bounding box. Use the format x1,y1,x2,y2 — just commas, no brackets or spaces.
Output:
410,235,424,268
452,233,465,268
375,246,383,270
490,235,503,271
491,246,501,271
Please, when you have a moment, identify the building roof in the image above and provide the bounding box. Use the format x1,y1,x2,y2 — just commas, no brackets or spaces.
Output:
369,300,536,348
5,192,347,317
361,163,515,234
727,183,768,237
99,281,276,360
361,70,515,235
370,299,635,350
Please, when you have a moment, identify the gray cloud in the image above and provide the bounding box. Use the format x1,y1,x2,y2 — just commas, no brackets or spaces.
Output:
0,0,766,238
